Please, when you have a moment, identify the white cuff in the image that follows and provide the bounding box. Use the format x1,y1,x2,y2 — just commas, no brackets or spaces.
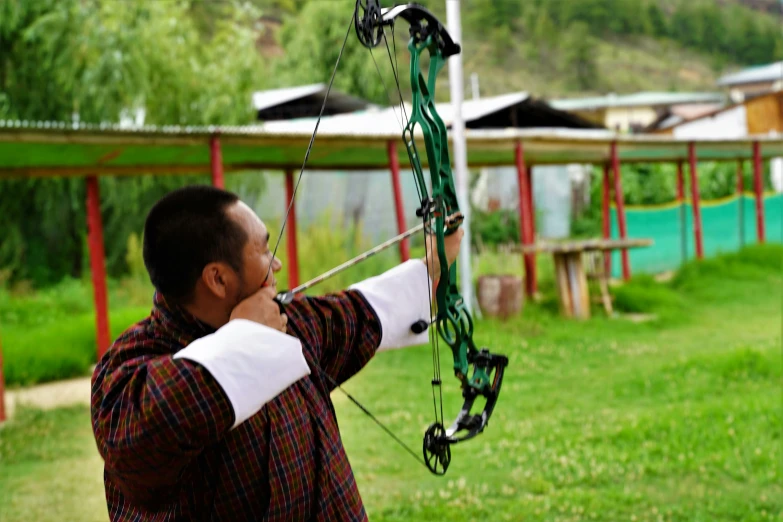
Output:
350,259,432,352
173,319,311,429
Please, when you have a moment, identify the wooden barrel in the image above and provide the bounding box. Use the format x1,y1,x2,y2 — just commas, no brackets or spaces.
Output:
476,275,524,320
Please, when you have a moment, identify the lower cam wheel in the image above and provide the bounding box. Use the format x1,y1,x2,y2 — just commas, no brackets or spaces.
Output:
423,423,451,475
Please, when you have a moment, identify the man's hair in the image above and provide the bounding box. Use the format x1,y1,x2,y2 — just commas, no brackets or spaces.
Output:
143,185,248,303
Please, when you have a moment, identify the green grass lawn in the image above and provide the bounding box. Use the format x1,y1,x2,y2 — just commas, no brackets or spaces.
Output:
0,245,780,521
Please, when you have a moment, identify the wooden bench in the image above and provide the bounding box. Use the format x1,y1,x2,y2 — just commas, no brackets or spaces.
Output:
518,238,653,319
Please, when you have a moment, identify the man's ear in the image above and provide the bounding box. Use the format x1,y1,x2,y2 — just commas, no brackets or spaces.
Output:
201,262,235,299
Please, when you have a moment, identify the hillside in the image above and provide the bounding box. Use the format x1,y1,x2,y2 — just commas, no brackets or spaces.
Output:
452,31,723,99
258,0,782,101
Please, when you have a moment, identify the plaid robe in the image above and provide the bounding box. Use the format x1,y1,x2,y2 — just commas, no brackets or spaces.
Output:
91,289,384,521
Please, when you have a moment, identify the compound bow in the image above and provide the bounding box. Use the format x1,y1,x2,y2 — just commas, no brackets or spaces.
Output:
272,0,508,476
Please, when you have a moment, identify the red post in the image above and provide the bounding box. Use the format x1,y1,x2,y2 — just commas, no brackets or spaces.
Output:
0,336,6,422
387,141,410,262
601,163,612,276
677,162,687,263
752,141,766,243
737,159,745,247
515,142,536,298
284,170,299,288
86,176,111,359
210,135,225,189
610,141,631,280
688,142,704,259
526,163,537,295
676,162,685,201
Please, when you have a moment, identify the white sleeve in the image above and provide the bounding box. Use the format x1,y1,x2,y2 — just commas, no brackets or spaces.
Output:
349,259,432,352
173,319,311,429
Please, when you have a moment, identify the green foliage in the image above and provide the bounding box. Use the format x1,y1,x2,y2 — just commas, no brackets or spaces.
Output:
610,244,783,319
0,0,269,288
562,21,599,91
670,243,783,294
610,273,686,316
571,160,775,238
469,208,520,249
0,0,266,124
268,211,398,294
460,0,781,93
271,0,395,106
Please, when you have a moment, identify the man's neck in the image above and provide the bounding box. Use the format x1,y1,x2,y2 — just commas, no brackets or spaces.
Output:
182,299,230,330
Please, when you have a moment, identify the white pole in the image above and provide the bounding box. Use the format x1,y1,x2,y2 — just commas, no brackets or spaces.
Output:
446,0,475,314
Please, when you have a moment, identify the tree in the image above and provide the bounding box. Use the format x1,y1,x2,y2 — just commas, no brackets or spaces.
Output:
563,22,599,91
645,2,668,37
272,0,397,106
0,0,269,285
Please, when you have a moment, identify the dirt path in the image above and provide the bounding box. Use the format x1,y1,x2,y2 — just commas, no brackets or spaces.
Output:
4,375,92,418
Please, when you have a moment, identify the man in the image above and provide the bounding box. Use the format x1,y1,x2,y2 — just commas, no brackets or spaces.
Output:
90,185,463,521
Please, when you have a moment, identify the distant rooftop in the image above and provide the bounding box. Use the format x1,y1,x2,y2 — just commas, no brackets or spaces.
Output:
258,92,600,135
550,92,726,111
717,61,783,87
252,83,376,121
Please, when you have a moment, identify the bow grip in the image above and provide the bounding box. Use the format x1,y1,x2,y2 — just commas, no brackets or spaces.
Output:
274,290,294,312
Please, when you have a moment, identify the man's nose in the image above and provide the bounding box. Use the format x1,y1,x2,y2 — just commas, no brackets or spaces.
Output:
272,256,282,271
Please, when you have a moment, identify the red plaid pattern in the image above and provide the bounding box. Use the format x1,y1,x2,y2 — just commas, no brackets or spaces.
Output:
91,290,381,521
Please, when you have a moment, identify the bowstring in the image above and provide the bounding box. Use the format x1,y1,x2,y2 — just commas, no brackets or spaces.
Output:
265,6,432,472
264,9,352,287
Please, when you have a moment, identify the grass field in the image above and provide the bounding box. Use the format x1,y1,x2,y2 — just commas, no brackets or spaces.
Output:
0,245,780,521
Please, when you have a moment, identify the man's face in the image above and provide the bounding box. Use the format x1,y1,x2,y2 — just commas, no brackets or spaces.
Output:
226,201,282,303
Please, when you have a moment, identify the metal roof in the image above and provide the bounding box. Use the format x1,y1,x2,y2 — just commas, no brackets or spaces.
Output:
551,92,726,111
717,61,783,87
1,120,781,178
251,83,376,121
258,92,597,134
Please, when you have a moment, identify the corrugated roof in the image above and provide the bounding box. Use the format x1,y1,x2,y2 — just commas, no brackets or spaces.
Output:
251,83,376,120
252,84,326,111
551,92,726,111
438,92,530,123
1,119,782,178
717,61,783,87
257,92,596,134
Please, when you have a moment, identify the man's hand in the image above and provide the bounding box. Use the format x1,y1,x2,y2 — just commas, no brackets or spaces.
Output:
422,226,464,279
230,286,288,333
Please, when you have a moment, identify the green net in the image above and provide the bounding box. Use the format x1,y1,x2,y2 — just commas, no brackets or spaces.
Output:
609,193,782,278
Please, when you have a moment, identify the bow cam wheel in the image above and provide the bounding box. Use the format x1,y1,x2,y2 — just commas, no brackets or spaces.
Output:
423,422,451,475
354,0,384,49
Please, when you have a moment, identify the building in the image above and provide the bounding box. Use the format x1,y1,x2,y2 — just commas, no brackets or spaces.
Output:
717,61,783,103
550,92,725,133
